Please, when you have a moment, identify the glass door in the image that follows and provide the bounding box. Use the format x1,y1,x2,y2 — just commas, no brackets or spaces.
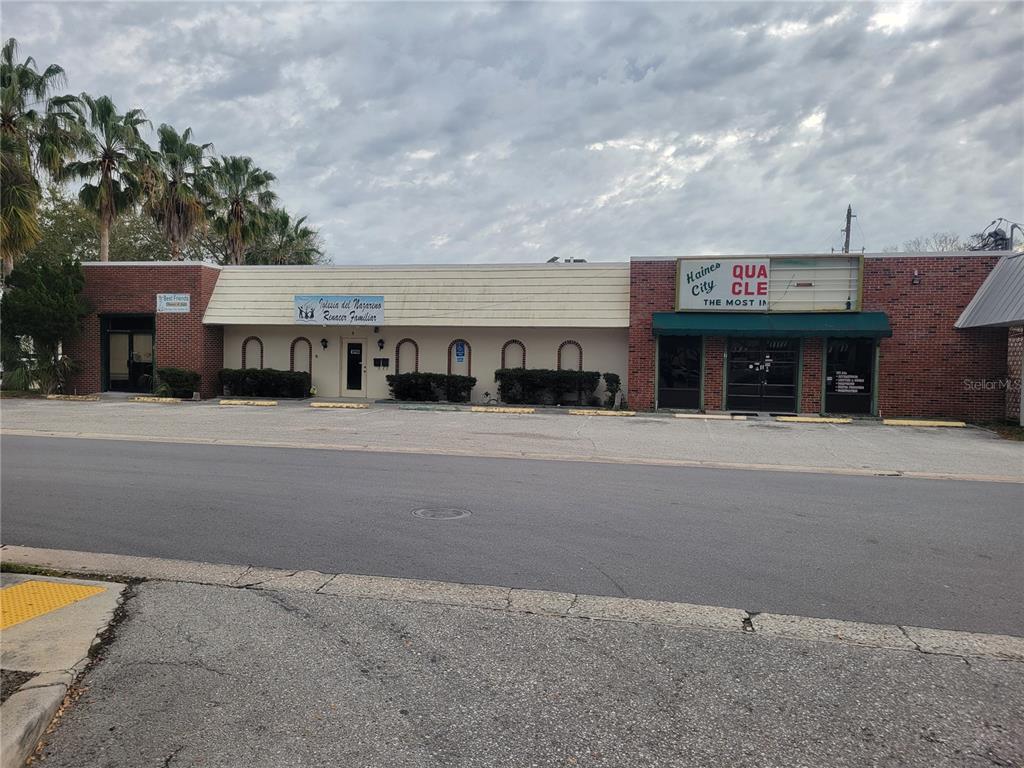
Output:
105,323,154,393
344,340,365,396
726,338,799,413
657,336,702,409
825,339,874,414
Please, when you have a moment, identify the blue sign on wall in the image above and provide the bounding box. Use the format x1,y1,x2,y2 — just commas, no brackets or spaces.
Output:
294,295,384,325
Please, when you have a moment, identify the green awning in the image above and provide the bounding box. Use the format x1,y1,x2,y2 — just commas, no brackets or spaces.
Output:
652,311,892,338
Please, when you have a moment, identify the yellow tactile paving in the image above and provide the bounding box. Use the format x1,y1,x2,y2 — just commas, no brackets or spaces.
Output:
0,580,106,630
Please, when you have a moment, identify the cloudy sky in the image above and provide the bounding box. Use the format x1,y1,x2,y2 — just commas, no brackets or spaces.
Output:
4,1,1022,263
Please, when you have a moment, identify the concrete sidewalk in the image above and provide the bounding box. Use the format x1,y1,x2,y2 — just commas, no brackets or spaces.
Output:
0,572,125,768
7,548,1022,768
2,399,1022,480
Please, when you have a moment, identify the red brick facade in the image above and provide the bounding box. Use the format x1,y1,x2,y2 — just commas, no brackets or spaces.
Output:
628,255,1011,420
1007,327,1022,423
65,264,224,399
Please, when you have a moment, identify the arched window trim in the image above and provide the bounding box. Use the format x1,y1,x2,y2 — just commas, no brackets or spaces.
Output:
447,338,472,376
557,340,583,371
395,338,420,373
501,339,527,369
290,337,313,375
241,336,264,369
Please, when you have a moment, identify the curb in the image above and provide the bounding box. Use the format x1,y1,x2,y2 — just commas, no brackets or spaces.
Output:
3,545,1022,662
1,676,69,768
776,416,852,424
470,406,536,414
567,409,636,417
218,399,278,407
309,402,369,409
674,413,746,420
128,396,182,404
4,428,1021,484
882,418,967,428
43,395,99,402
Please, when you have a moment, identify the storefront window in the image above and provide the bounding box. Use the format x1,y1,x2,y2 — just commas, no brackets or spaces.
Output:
825,339,874,415
657,336,701,409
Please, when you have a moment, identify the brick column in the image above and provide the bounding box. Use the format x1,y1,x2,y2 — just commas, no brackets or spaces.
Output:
628,260,676,411
703,337,726,410
800,338,823,414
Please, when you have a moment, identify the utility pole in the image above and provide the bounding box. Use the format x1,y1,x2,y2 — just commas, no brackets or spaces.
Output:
842,204,855,254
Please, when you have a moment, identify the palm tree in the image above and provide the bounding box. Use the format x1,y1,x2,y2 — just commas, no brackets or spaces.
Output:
62,94,150,262
208,155,276,265
0,37,79,276
247,208,324,264
144,124,213,260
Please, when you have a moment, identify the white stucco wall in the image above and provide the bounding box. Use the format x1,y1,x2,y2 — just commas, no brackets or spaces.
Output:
222,325,629,403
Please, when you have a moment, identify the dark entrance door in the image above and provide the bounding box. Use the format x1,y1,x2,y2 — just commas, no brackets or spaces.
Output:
825,338,875,414
103,316,154,393
726,337,799,413
346,342,364,391
657,336,701,409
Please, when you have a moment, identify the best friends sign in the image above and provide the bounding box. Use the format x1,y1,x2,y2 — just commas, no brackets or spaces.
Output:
677,258,770,311
294,295,384,325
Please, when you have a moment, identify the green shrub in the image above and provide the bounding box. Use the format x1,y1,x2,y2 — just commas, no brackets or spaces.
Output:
218,368,311,398
494,368,602,405
603,372,622,408
386,372,477,403
156,367,200,398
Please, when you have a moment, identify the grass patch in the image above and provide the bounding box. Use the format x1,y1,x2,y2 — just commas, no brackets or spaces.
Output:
0,389,44,399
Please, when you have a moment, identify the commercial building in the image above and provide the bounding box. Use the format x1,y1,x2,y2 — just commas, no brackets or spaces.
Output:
63,251,1021,421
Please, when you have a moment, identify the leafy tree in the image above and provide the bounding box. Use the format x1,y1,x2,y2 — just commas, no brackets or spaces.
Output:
245,208,325,265
1,256,89,393
22,186,172,265
144,124,213,260
0,38,79,276
208,155,277,265
62,94,150,262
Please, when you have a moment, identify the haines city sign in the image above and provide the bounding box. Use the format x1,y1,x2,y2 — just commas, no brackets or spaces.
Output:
677,258,770,311
675,255,863,313
294,295,384,325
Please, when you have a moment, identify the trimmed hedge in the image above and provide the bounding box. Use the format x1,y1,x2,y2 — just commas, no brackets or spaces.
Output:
494,368,602,405
219,368,311,398
156,367,200,398
386,372,476,403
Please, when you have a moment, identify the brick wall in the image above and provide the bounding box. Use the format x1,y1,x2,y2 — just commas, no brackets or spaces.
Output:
799,338,823,414
628,255,1008,419
1007,326,1022,423
628,260,676,410
862,255,1007,421
65,264,224,398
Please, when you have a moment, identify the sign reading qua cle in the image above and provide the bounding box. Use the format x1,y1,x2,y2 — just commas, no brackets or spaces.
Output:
677,258,770,311
294,295,384,325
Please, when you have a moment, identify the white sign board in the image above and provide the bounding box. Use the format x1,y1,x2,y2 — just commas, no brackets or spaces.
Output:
677,259,770,311
294,295,384,325
156,293,191,313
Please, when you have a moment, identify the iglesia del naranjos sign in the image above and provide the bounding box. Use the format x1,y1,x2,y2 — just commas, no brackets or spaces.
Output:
294,295,385,325
677,258,770,311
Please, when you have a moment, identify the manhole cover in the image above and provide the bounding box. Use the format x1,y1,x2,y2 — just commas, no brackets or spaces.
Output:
411,507,471,520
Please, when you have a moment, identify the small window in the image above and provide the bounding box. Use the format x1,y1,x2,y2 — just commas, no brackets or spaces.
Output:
242,336,264,369
557,340,582,371
448,339,471,376
501,340,526,369
290,337,312,374
395,339,419,374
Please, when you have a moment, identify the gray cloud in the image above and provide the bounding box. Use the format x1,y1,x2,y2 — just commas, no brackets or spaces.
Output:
5,1,1022,262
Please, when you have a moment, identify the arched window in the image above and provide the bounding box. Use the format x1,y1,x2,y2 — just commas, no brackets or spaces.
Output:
290,337,312,374
447,338,472,376
241,336,264,369
557,340,583,371
501,339,526,369
395,338,419,374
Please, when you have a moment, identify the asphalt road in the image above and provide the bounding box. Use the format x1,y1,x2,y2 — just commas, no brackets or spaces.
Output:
2,435,1021,634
